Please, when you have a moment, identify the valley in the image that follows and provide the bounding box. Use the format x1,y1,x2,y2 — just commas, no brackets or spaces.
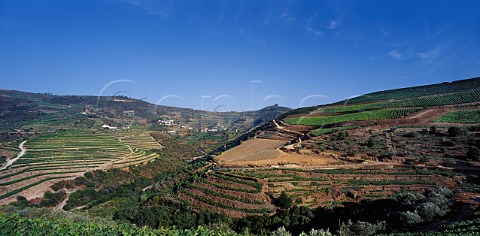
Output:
1,78,480,235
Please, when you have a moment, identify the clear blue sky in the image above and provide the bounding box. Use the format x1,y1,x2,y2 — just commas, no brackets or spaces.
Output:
1,0,479,111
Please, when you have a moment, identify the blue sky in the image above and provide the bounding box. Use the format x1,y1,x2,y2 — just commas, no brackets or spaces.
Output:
1,0,479,111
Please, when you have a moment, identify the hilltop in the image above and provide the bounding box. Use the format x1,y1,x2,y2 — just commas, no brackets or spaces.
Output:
0,90,289,150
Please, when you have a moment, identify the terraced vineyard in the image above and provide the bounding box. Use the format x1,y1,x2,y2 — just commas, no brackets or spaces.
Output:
167,164,469,218
316,89,480,114
1,78,479,235
0,130,163,204
334,77,480,104
174,167,275,217
435,110,480,124
285,108,419,126
213,166,462,210
112,134,164,168
200,78,480,220
119,134,164,151
283,79,480,133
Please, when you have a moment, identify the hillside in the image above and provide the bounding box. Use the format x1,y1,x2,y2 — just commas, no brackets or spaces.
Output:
184,77,480,234
0,90,289,206
0,90,289,149
281,77,479,118
1,78,480,235
280,77,479,131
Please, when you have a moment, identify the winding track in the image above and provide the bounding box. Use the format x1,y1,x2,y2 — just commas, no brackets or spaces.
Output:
0,141,27,171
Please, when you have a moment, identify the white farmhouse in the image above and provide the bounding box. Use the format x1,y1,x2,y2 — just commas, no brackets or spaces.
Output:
102,125,118,130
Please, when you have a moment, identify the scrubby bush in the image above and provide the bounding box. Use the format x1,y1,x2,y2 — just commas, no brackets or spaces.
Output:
467,146,480,161
40,190,66,207
11,196,31,208
448,127,463,137
336,132,349,140
424,187,452,211
419,156,430,164
443,140,457,147
429,126,437,134
399,211,423,225
346,150,357,157
271,226,292,236
397,187,453,225
441,158,455,167
307,228,333,236
403,132,418,138
270,225,333,236
340,220,386,236
395,192,425,206
416,202,445,220
367,138,377,148
275,192,293,210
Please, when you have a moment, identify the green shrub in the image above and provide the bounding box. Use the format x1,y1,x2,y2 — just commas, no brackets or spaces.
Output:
395,192,425,206
340,220,386,236
336,132,349,140
467,147,480,161
416,202,445,220
367,138,377,148
399,211,423,225
11,196,31,208
448,127,463,137
307,228,333,236
271,226,292,236
40,190,66,207
403,132,418,138
443,140,457,147
347,150,357,157
419,156,430,164
275,192,293,209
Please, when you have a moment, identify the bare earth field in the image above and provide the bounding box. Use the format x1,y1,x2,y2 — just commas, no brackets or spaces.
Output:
216,138,285,164
216,138,338,167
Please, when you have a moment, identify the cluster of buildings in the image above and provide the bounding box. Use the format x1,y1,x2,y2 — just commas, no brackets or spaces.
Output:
9,129,34,135
200,126,227,133
157,118,176,126
101,125,118,130
200,127,218,132
157,117,231,135
123,110,135,116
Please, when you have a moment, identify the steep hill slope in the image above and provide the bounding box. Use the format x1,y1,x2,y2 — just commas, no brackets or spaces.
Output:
282,77,480,132
281,77,479,119
202,77,480,221
0,90,290,205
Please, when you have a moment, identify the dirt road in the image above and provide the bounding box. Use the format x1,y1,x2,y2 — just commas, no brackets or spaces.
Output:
0,140,27,171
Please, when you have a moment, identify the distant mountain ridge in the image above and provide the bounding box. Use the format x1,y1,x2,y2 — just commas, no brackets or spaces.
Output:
0,89,290,137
